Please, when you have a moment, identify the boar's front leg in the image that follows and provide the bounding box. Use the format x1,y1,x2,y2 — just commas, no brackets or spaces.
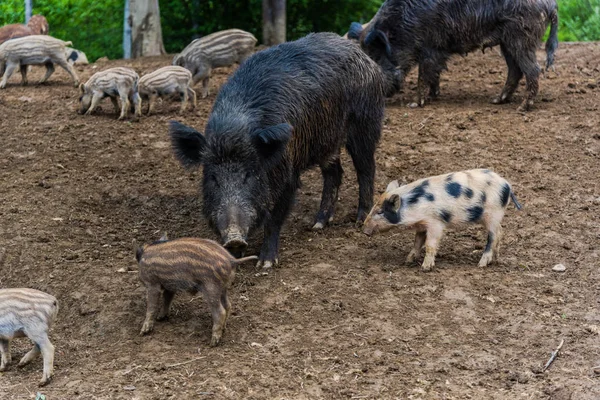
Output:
313,157,343,230
346,122,379,223
258,183,298,269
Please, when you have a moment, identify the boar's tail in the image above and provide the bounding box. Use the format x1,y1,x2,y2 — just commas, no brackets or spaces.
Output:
510,191,522,211
545,9,558,71
231,255,259,265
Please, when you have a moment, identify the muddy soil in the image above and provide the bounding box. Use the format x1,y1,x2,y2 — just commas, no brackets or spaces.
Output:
0,43,599,400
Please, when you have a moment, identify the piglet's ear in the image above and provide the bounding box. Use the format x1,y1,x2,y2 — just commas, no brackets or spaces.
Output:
159,232,169,242
253,123,293,162
389,194,401,210
79,83,85,93
347,22,364,40
386,180,399,192
169,120,207,167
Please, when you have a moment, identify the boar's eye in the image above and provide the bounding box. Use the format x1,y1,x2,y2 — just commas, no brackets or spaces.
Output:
243,171,253,184
207,174,219,187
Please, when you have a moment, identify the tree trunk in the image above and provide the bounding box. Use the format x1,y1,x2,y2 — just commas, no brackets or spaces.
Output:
130,0,166,58
262,0,286,46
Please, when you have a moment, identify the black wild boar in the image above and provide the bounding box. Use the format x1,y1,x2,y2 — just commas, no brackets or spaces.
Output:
170,33,387,269
348,0,559,111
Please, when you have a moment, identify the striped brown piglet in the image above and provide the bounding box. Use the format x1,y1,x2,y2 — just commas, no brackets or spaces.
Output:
173,29,257,98
136,235,257,346
363,169,522,271
0,35,79,89
78,67,141,120
138,66,197,115
0,288,59,386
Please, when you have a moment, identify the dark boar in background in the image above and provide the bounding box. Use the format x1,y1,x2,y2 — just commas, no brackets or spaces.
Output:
170,33,386,269
348,0,559,111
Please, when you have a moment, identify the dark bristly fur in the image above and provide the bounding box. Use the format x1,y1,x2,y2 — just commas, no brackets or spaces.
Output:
169,33,387,269
137,237,257,346
348,0,559,111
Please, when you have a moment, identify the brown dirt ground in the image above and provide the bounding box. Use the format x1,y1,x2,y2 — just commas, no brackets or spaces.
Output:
0,42,599,400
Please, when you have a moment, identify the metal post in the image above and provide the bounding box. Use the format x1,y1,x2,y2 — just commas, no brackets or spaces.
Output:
25,0,32,23
123,0,132,59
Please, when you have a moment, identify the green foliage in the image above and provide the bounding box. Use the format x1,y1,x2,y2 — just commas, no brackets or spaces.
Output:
1,0,598,62
556,0,600,42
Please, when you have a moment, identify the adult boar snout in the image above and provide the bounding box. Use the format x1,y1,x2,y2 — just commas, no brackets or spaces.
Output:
223,229,248,258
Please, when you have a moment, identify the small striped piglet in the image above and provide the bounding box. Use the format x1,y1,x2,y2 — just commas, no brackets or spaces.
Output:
363,169,522,271
78,67,141,120
0,288,59,386
173,29,257,98
138,66,197,115
136,236,257,346
0,35,79,89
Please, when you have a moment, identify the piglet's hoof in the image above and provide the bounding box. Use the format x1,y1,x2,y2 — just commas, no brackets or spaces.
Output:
39,376,52,387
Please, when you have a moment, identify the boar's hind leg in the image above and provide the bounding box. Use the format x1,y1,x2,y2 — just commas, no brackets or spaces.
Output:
492,45,523,105
157,290,175,321
38,62,55,84
140,284,162,335
406,231,427,265
346,120,380,224
515,51,540,112
0,339,11,370
313,157,343,230
19,65,28,86
0,62,18,89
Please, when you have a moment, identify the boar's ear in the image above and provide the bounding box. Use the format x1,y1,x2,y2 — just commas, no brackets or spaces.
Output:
365,29,393,60
347,22,364,40
252,123,293,162
386,180,400,192
169,120,207,167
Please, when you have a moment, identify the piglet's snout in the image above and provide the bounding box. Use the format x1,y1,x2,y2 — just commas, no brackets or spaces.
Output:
363,224,376,236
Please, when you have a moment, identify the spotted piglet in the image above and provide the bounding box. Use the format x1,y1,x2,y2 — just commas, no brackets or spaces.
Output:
363,169,521,271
